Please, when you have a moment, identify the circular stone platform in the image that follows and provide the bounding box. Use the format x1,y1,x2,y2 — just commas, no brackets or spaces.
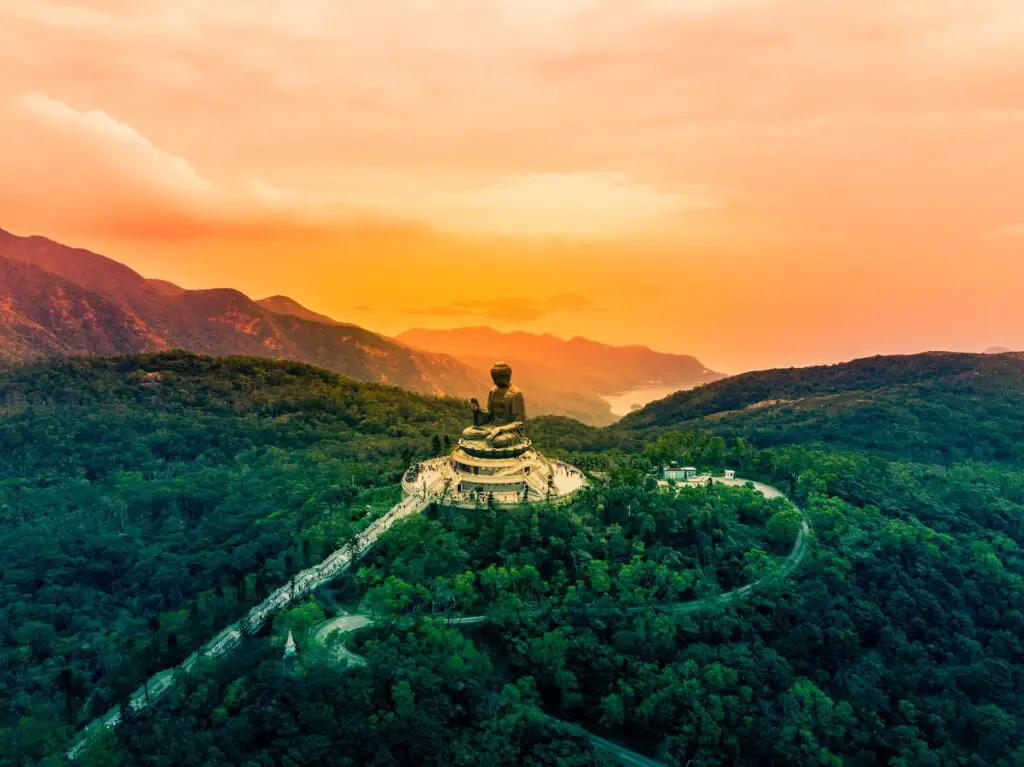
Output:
402,445,586,509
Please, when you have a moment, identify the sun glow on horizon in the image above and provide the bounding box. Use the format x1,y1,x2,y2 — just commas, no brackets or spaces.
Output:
0,0,1021,372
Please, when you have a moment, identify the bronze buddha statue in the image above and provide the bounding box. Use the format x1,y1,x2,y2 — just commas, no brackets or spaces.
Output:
461,361,526,449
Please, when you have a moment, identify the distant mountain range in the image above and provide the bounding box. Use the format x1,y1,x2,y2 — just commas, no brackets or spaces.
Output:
396,327,724,425
397,327,720,390
0,227,721,425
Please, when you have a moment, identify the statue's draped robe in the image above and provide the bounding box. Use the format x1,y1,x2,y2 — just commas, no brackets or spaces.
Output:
462,385,526,448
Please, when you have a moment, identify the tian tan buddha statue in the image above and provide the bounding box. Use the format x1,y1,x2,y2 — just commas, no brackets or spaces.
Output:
461,361,526,449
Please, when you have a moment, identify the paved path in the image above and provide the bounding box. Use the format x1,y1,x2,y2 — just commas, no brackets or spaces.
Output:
311,477,809,767
662,477,810,615
70,475,807,766
315,614,374,667
68,484,442,759
585,735,665,767
316,611,668,766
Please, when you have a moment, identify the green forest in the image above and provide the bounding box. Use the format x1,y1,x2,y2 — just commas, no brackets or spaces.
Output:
1,352,1022,765
615,351,1024,466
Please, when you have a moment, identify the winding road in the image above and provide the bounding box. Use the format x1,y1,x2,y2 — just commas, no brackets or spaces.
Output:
316,612,670,766
663,478,810,615
313,476,810,767
69,475,808,765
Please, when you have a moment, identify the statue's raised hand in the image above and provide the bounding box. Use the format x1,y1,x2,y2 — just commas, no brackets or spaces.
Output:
470,397,480,412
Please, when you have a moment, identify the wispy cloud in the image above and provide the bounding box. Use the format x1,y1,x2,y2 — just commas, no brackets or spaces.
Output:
20,92,214,195
5,0,1024,243
8,92,707,240
5,92,430,241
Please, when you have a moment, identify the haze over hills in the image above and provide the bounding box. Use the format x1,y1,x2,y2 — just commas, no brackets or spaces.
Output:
0,227,483,398
398,326,722,391
397,326,725,424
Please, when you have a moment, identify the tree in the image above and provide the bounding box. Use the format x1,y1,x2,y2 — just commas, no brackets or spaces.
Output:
778,679,855,766
272,600,326,646
765,507,803,551
392,680,416,720
599,694,625,728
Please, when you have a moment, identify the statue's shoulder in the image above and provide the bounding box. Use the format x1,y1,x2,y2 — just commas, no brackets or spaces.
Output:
507,385,523,398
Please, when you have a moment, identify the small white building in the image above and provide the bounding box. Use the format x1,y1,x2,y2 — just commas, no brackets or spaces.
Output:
724,469,736,480
662,463,698,481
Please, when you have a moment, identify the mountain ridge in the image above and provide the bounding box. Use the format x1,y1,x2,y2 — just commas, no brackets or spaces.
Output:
0,227,482,398
0,226,725,424
257,294,343,326
611,350,1024,465
0,255,165,359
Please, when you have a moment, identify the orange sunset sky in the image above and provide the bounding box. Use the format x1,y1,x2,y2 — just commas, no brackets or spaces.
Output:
1,0,1022,373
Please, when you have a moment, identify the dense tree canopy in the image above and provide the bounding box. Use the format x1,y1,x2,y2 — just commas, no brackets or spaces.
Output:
0,353,466,763
1,352,1022,765
614,352,1024,467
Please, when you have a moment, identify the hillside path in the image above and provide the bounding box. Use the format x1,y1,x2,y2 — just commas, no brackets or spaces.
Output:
314,477,809,767
71,476,807,765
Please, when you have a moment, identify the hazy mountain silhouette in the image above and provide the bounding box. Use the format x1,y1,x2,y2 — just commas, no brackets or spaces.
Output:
397,326,723,392
395,326,725,426
0,227,725,423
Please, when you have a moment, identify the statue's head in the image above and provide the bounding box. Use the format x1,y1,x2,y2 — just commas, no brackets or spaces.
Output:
490,361,512,388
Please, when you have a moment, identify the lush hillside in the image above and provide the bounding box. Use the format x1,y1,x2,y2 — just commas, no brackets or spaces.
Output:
77,410,1024,766
88,481,796,766
0,352,468,761
3,351,1024,765
0,227,483,399
616,352,1024,466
